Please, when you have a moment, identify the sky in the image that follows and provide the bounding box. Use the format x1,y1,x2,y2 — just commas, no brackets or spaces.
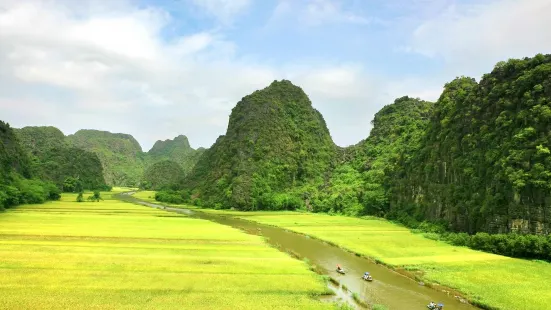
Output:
1,0,550,151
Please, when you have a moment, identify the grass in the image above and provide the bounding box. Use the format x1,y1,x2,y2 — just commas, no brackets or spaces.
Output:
351,292,369,308
131,190,158,203
188,209,551,310
0,193,333,309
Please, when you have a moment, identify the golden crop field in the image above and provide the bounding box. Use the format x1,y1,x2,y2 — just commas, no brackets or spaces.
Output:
196,210,551,310
0,193,333,310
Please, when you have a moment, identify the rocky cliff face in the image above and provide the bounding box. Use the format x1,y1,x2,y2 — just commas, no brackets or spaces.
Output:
391,54,551,234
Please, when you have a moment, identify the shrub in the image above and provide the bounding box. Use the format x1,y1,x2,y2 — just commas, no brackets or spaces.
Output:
155,191,184,204
18,179,47,204
0,190,7,210
44,182,61,200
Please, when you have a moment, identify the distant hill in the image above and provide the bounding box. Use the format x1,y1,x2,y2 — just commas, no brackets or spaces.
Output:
184,80,337,210
60,130,204,187
16,126,107,191
66,130,145,187
141,160,185,190
146,135,205,176
14,126,66,157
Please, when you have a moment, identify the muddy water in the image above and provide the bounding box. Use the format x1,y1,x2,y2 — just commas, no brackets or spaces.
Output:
117,193,477,310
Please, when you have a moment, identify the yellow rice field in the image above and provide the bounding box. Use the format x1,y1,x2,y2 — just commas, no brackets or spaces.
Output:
0,193,332,310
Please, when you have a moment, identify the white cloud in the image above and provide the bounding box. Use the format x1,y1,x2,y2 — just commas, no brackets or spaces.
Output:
0,0,271,149
0,0,438,150
409,0,551,76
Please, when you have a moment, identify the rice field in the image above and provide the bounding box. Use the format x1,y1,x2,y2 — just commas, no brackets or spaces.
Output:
195,210,551,310
0,193,333,310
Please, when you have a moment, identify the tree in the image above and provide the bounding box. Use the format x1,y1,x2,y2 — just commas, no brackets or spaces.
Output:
87,190,102,202
76,192,84,202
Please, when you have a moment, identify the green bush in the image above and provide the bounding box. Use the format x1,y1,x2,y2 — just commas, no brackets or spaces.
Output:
44,182,61,200
1,185,20,207
0,190,7,210
18,179,47,204
155,191,185,204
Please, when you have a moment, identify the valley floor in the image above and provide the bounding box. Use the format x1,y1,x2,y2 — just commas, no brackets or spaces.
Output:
0,192,332,309
191,209,551,310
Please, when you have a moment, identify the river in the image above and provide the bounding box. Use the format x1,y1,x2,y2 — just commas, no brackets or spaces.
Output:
116,192,477,310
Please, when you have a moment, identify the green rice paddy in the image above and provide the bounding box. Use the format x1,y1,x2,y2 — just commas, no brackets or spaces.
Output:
0,193,332,309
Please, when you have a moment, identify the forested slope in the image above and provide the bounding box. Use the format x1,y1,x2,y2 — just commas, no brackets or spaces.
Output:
146,135,205,176
141,160,185,190
14,126,66,157
67,130,145,187
16,127,107,191
319,96,433,216
391,54,551,234
184,80,337,210
0,121,60,210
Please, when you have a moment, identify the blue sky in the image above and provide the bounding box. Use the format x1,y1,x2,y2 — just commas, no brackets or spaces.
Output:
0,0,550,150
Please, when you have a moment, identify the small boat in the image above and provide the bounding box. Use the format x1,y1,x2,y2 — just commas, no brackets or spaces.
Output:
362,272,373,281
336,268,345,274
427,302,444,310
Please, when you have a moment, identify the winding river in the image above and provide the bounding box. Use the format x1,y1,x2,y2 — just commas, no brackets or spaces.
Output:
116,192,478,310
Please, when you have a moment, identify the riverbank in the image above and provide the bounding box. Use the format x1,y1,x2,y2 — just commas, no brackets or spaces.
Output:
168,206,549,310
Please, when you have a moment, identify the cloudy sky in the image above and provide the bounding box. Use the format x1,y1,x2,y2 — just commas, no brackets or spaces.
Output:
1,0,550,150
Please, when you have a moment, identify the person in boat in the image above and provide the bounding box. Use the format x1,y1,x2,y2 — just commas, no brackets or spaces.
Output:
428,301,436,309
336,264,343,272
437,303,444,309
362,272,371,279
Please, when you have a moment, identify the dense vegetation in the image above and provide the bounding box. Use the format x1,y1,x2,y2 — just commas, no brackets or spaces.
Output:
146,135,205,176
67,130,145,187
141,160,185,190
0,121,60,210
14,126,66,157
391,54,551,234
16,126,108,191
64,130,203,187
180,80,337,210
314,96,433,216
428,230,551,261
